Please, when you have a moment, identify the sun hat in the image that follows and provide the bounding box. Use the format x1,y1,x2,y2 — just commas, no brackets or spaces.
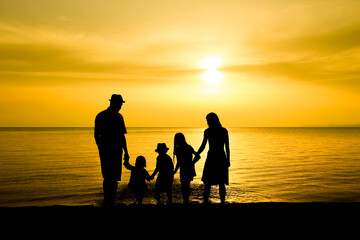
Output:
155,143,169,153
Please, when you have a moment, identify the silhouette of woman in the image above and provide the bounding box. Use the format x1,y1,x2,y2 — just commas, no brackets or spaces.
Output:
196,113,230,204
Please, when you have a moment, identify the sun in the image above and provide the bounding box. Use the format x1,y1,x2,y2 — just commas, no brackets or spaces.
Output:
200,56,224,84
201,69,223,84
200,56,222,70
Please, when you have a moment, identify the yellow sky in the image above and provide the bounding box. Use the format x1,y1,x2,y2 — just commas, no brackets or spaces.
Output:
1,0,360,127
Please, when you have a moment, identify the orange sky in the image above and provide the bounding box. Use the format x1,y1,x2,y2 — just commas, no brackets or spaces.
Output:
1,0,360,127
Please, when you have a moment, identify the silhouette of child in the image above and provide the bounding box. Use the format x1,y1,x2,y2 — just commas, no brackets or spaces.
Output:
173,133,199,204
151,143,174,205
124,156,151,204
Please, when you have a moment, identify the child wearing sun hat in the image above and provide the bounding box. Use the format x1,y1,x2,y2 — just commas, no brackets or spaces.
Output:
151,143,174,205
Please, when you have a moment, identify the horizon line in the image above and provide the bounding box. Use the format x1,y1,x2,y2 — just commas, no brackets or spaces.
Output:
1,125,360,128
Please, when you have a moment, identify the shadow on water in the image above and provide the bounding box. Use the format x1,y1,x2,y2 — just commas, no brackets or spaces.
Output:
106,181,265,206
115,182,203,205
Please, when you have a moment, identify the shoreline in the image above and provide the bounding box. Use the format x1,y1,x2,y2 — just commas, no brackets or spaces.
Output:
2,202,359,237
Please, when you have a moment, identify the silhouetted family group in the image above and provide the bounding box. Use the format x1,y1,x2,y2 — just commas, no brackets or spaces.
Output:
95,94,230,207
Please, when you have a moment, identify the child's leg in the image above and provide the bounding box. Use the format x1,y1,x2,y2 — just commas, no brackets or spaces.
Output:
155,191,161,204
181,180,190,204
134,191,140,204
137,190,145,204
166,191,172,205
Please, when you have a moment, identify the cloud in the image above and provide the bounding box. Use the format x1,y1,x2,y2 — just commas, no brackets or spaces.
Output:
226,61,326,80
247,24,360,59
0,21,205,86
226,60,360,91
224,23,360,91
0,41,201,87
272,24,360,54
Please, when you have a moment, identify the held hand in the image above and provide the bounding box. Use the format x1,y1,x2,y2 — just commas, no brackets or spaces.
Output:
193,154,201,163
124,152,130,162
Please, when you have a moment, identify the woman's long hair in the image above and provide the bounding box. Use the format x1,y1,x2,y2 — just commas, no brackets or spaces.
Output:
173,133,188,163
206,112,222,128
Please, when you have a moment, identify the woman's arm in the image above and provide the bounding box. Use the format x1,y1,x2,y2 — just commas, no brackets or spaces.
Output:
225,130,230,167
173,155,180,174
192,146,201,163
197,131,208,155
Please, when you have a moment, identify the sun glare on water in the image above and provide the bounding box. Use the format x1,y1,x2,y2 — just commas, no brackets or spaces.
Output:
200,56,224,84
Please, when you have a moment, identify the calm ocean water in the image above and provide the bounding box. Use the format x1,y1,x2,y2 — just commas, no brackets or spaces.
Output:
0,127,360,206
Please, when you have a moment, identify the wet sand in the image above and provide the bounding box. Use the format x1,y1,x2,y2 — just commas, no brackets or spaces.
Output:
2,203,359,237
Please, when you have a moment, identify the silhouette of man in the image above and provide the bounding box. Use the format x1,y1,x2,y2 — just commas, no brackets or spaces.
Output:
95,94,130,207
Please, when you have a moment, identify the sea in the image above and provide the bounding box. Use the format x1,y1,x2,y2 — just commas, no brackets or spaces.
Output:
0,127,360,207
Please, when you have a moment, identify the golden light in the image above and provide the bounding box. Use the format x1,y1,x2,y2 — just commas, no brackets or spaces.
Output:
201,69,223,84
200,56,224,84
200,56,222,70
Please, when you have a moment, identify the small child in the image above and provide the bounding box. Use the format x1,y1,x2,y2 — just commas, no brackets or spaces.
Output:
124,156,151,204
151,143,174,205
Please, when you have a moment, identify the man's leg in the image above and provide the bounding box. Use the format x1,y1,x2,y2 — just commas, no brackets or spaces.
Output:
166,191,172,205
219,183,226,204
103,178,118,206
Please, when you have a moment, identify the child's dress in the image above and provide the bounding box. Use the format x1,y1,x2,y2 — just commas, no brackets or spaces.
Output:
155,154,174,193
124,161,151,193
174,144,196,182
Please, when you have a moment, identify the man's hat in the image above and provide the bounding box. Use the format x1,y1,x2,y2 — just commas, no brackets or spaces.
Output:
109,94,125,103
155,143,169,153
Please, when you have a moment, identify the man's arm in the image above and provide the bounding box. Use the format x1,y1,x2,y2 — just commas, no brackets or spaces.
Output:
118,113,129,162
94,117,102,149
94,127,100,146
121,134,130,162
123,160,134,170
